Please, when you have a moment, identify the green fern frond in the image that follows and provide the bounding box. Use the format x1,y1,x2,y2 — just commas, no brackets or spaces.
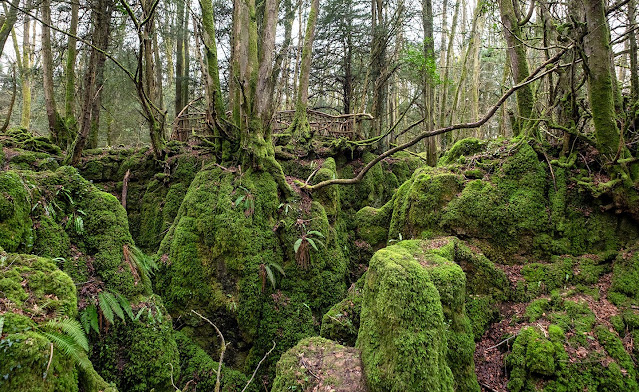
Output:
39,331,92,371
98,293,114,324
129,245,158,281
294,238,303,253
116,293,135,320
0,316,4,336
269,262,286,277
103,292,125,321
43,318,88,351
265,265,276,289
306,237,319,251
307,230,325,238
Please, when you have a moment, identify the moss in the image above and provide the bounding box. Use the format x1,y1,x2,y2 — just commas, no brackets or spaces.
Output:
356,243,454,392
174,332,256,392
354,202,392,247
0,255,114,392
156,166,348,381
0,253,77,317
610,248,639,306
0,171,33,252
320,274,365,346
595,326,637,380
271,336,366,392
524,298,551,322
92,297,180,392
388,167,464,240
439,138,487,165
465,295,499,340
0,325,79,392
506,326,567,392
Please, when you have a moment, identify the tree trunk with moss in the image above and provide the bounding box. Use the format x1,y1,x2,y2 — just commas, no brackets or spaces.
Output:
41,0,71,147
582,0,620,157
64,0,79,136
0,0,20,58
287,0,320,140
499,0,534,137
200,0,227,142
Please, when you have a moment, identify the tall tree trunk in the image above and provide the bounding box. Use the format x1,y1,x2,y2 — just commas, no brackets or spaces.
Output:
582,0,620,156
199,0,227,152
628,0,639,104
42,0,69,146
470,2,486,137
175,0,187,137
438,0,459,129
370,0,387,139
499,0,534,137
17,15,33,129
0,0,20,58
423,0,436,165
64,0,79,133
69,0,113,165
288,0,320,139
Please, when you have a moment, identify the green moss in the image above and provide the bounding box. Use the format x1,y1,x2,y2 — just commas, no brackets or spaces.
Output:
465,295,499,340
0,253,77,317
356,243,454,392
354,203,392,247
93,297,179,392
439,138,487,165
506,326,567,391
524,298,551,322
156,166,348,381
0,171,33,252
595,326,637,380
388,167,463,240
610,248,639,306
174,332,256,392
320,274,364,346
271,336,366,392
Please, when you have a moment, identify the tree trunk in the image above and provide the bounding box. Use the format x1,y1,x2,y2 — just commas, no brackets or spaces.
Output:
69,0,113,165
0,0,20,58
42,0,69,146
582,0,620,156
370,0,387,139
64,0,79,134
499,0,534,137
288,0,320,139
628,0,639,103
423,0,436,165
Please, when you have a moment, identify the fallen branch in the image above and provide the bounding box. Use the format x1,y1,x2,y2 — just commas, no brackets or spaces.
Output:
241,340,276,392
192,310,227,392
301,47,570,191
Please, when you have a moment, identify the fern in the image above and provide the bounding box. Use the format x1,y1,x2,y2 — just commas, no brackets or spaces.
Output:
101,292,125,321
43,319,88,351
98,293,115,324
39,331,92,371
0,316,4,336
116,293,135,320
80,305,100,334
37,317,92,371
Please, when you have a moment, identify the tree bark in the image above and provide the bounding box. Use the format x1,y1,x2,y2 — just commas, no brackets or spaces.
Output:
64,0,79,132
499,0,534,136
0,0,20,58
582,0,621,156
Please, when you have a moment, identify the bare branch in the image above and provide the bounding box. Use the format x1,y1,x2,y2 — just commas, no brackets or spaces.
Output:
241,340,276,392
302,47,571,192
191,310,227,392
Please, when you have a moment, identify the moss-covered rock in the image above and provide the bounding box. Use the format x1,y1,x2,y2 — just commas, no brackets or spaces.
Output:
156,165,349,381
174,331,257,392
271,336,367,392
320,274,364,346
356,242,455,392
0,171,33,252
0,253,115,392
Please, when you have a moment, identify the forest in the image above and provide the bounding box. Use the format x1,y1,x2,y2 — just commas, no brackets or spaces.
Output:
1,0,639,390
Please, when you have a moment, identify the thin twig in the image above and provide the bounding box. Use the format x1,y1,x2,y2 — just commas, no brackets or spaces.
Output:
486,334,518,350
192,310,227,392
43,342,54,380
241,340,276,392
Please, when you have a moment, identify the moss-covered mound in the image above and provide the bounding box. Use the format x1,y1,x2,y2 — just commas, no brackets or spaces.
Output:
156,164,349,382
357,243,448,391
358,140,639,259
0,166,181,391
271,336,367,392
320,274,365,346
0,253,114,392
